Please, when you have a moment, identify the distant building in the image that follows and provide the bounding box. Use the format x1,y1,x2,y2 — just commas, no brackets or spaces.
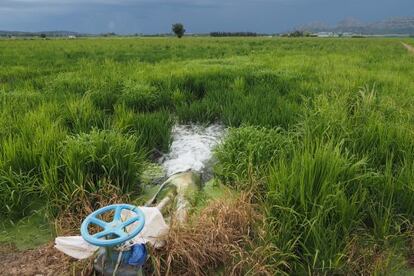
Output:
68,35,76,39
315,32,339,37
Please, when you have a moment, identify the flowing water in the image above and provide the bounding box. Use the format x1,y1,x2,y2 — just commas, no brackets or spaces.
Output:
161,124,226,178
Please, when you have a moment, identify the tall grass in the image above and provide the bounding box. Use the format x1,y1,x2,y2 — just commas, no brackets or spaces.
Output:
39,129,147,216
62,97,105,133
0,103,66,175
112,104,173,153
0,169,40,219
267,140,370,273
60,130,145,195
214,126,290,188
119,81,172,112
215,83,414,273
173,71,303,127
1,37,414,273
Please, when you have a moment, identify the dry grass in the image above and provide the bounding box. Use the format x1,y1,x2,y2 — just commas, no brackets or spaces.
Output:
150,193,290,276
48,183,128,275
54,182,130,236
3,187,293,275
0,183,122,276
345,234,407,275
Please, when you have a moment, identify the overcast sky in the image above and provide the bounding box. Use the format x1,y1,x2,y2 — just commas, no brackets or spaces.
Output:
0,0,412,34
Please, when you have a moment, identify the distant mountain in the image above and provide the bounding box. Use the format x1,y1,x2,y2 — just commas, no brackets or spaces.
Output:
298,17,414,35
0,30,89,37
366,17,414,34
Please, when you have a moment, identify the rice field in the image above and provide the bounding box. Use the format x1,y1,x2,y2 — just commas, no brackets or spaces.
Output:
1,37,414,274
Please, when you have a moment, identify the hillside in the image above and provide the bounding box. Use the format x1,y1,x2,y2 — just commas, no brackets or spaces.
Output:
299,17,414,35
0,30,85,37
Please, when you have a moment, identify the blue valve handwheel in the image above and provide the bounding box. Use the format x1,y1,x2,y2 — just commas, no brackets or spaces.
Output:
80,204,145,247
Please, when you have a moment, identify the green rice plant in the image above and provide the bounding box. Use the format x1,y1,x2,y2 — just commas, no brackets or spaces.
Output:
39,153,62,217
47,71,94,95
119,81,172,112
1,37,414,272
394,156,414,217
0,135,39,174
244,70,301,96
171,88,187,106
60,130,146,198
231,76,246,92
219,90,301,128
0,103,66,218
299,92,351,142
0,169,40,219
266,140,370,274
300,87,414,171
0,104,66,175
113,104,173,153
160,70,235,101
61,96,106,133
86,81,123,112
44,129,146,214
347,86,414,169
0,90,44,115
175,100,221,124
176,74,302,128
215,126,291,188
363,157,414,240
351,116,414,170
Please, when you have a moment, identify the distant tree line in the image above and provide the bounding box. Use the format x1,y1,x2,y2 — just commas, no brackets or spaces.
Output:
210,32,257,37
102,32,117,37
281,31,315,37
0,31,83,38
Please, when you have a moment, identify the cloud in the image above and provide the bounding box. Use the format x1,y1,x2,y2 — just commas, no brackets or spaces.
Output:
1,0,289,8
1,0,217,7
0,0,287,16
0,0,220,14
0,0,412,34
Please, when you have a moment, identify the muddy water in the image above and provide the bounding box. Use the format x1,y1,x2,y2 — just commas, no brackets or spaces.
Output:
160,124,226,178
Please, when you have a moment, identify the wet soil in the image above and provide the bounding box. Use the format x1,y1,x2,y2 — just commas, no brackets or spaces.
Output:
0,242,74,276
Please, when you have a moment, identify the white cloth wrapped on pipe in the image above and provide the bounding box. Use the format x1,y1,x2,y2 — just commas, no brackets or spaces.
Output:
54,207,169,259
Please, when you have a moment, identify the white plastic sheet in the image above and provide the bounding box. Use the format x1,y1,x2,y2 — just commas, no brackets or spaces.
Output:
129,207,169,248
54,207,169,259
55,236,98,259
